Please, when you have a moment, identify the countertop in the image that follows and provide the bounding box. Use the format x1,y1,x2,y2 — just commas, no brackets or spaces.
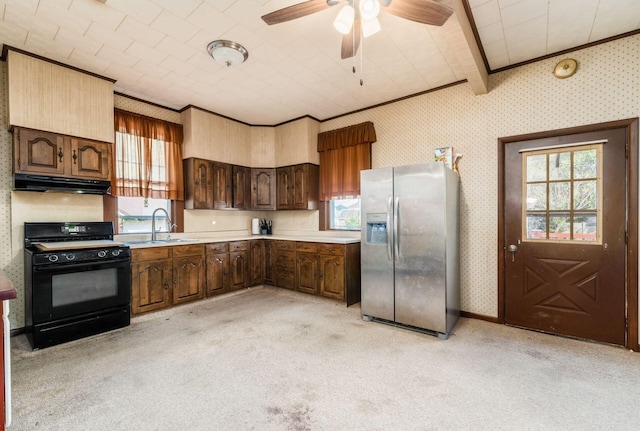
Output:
0,270,17,301
120,234,361,249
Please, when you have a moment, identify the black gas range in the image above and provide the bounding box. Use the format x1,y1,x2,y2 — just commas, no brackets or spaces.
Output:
24,222,131,349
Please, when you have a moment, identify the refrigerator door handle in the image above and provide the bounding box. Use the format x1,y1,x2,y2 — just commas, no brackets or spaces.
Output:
386,196,393,261
394,196,400,261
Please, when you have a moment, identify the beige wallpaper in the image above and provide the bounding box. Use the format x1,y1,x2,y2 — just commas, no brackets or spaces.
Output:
321,34,640,318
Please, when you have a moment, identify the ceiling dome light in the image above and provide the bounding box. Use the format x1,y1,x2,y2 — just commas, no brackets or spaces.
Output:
207,40,249,67
360,0,381,21
333,4,355,34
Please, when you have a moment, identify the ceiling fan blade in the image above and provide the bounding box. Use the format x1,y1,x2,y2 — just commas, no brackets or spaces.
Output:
262,0,332,25
383,0,453,26
341,18,362,59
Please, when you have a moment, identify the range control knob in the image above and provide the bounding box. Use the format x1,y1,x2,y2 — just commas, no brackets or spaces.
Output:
111,249,121,257
65,253,76,261
98,250,107,258
48,254,59,263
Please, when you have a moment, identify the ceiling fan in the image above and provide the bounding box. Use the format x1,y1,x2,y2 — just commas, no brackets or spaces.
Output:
261,0,454,60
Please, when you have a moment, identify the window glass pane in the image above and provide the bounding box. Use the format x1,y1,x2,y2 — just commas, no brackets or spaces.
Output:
526,214,546,239
526,154,546,182
118,197,171,234
574,149,597,179
574,180,597,210
549,212,571,240
549,152,571,180
330,198,361,230
573,213,597,241
526,184,546,210
549,182,570,210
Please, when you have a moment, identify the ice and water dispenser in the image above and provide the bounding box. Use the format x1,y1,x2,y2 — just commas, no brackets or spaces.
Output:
365,213,388,244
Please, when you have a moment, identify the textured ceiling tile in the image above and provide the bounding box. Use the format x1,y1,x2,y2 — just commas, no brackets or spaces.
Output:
115,16,166,47
155,36,199,62
86,21,133,51
105,0,163,26
4,5,58,41
69,0,125,31
471,0,501,28
150,10,199,43
150,0,202,20
55,27,102,55
36,1,91,34
187,2,236,35
500,0,548,29
96,44,139,68
125,40,168,65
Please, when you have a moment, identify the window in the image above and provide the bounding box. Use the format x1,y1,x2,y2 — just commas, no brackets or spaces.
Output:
329,197,361,230
523,143,602,243
317,121,375,231
117,197,171,234
109,109,184,234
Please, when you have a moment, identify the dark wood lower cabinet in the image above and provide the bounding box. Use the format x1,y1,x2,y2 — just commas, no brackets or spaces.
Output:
132,239,360,315
250,240,265,286
296,252,319,295
264,240,276,285
206,252,229,296
131,245,205,315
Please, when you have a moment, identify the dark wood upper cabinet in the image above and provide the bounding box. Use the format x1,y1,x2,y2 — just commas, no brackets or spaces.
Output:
232,165,252,210
212,161,232,209
277,163,319,210
184,158,214,210
251,168,276,210
14,127,111,181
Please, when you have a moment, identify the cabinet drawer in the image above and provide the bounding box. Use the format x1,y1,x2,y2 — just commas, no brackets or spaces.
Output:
276,250,295,267
229,240,249,251
296,242,317,253
275,240,294,251
172,244,204,258
131,247,170,262
206,242,229,254
317,243,344,256
276,270,296,290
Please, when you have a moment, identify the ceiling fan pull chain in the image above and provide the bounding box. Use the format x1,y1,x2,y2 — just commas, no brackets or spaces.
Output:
360,22,364,86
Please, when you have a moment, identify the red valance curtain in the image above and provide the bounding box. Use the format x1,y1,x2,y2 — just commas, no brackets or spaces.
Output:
317,121,375,201
112,109,184,200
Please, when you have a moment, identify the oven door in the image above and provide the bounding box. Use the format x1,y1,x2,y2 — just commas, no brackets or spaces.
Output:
31,258,131,324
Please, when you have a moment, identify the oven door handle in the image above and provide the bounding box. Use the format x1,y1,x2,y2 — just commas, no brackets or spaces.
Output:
33,258,130,272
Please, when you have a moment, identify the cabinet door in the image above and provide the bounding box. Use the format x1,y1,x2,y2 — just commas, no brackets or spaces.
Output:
251,168,276,210
69,138,111,180
263,240,276,285
296,252,319,295
319,254,345,300
172,255,205,304
229,251,249,290
14,128,65,175
131,259,172,314
249,240,264,286
184,158,213,209
233,165,252,210
292,164,308,209
213,162,232,209
276,166,293,209
206,252,229,296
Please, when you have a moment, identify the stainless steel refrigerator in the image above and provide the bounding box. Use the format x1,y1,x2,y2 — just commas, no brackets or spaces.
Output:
360,162,460,339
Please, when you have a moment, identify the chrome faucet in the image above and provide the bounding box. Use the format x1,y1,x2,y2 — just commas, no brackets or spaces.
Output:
151,208,172,241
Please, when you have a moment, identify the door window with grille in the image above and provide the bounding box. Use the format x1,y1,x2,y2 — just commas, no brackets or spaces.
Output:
522,143,602,243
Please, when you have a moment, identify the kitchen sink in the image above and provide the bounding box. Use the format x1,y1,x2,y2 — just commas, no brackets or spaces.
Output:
125,238,199,245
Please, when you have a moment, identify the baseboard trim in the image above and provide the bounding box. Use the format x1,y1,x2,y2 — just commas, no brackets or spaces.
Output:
10,327,25,337
461,311,500,324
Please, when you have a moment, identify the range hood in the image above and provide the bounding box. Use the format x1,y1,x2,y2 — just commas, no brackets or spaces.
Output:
14,174,111,195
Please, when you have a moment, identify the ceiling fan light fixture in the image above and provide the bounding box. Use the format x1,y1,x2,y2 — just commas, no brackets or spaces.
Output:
360,0,381,20
207,40,248,67
362,17,381,38
333,4,355,34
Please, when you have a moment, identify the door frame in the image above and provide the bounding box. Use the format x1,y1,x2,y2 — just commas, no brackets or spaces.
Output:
498,118,639,350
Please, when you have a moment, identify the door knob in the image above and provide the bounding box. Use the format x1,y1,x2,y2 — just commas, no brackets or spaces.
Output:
508,244,518,262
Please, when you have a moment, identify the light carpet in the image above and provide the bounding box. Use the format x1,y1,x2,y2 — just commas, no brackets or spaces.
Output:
9,286,640,431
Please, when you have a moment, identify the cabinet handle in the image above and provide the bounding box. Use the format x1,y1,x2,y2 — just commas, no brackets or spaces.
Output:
163,280,169,290
58,147,63,162
72,149,77,165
